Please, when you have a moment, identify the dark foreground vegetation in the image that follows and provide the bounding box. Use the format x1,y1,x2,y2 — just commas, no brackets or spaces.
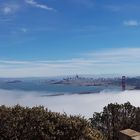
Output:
0,105,103,140
0,102,139,140
90,102,140,140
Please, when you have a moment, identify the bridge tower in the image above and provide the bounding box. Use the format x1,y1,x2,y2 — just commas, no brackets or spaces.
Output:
122,76,126,91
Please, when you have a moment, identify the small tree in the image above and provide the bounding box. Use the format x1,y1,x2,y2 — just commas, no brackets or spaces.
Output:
90,102,140,140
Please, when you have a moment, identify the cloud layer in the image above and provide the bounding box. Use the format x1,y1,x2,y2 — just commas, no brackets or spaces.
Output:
0,89,140,118
0,48,140,77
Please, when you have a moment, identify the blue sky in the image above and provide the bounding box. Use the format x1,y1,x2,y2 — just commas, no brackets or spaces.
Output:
0,0,140,77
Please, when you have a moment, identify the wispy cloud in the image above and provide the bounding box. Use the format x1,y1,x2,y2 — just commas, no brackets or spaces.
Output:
123,20,140,27
0,3,20,25
25,0,54,11
105,5,122,12
86,48,140,61
105,4,140,12
0,4,19,15
0,48,140,77
20,28,28,33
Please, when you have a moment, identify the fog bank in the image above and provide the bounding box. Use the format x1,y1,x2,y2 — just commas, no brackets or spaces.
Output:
0,89,140,118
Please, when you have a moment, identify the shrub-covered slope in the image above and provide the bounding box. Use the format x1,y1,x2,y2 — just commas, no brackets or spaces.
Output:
0,105,103,140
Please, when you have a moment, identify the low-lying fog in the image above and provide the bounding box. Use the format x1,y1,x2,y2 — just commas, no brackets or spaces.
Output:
0,89,140,118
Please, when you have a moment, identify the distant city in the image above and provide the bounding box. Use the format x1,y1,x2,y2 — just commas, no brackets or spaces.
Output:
0,75,140,95
48,75,140,89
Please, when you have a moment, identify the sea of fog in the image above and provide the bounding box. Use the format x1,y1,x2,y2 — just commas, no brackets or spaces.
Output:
0,89,140,118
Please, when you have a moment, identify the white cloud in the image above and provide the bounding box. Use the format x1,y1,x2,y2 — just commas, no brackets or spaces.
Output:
1,4,19,15
0,89,140,118
3,7,12,14
123,20,140,27
0,48,140,77
20,28,28,33
86,48,140,62
25,0,54,11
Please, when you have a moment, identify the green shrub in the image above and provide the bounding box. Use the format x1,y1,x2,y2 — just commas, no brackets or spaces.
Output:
0,105,103,140
90,102,140,140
